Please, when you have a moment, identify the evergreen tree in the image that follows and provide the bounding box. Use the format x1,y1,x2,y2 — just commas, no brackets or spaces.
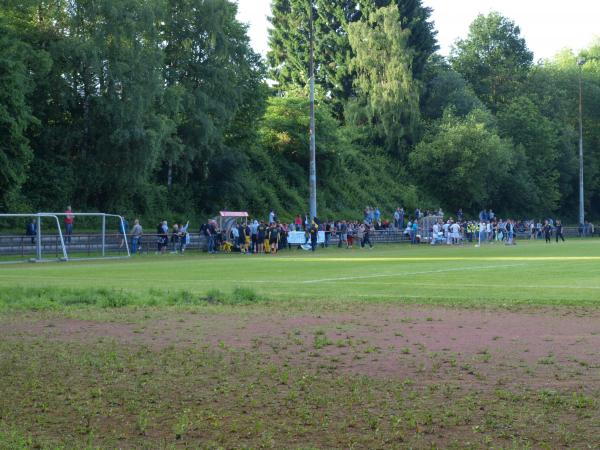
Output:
346,5,419,157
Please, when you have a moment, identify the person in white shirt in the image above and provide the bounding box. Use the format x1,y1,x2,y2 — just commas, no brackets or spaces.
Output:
451,221,461,245
443,221,450,245
431,222,440,245
477,221,487,246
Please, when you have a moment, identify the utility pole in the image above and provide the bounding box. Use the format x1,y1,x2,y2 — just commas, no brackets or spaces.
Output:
308,0,317,221
578,58,585,229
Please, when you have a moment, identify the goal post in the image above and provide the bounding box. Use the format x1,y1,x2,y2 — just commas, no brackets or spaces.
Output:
0,213,67,263
36,212,131,261
0,212,130,264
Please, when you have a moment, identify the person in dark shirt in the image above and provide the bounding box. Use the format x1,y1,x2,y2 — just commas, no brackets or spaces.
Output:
257,221,266,254
361,223,374,249
237,223,247,253
25,219,37,244
309,221,318,251
543,221,552,243
269,224,279,254
555,220,565,243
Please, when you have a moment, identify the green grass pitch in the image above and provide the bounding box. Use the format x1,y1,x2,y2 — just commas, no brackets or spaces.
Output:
1,239,599,309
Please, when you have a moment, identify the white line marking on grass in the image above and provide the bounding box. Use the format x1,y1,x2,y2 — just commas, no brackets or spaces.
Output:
302,263,525,284
286,256,600,263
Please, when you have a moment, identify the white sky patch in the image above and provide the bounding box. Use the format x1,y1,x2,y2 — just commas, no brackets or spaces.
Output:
235,0,600,60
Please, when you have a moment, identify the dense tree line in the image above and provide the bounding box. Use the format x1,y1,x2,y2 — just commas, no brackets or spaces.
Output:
1,0,599,222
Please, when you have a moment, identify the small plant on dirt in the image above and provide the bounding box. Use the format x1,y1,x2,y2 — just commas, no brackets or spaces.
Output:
173,410,190,440
136,410,149,436
538,354,555,365
400,347,411,355
476,348,492,363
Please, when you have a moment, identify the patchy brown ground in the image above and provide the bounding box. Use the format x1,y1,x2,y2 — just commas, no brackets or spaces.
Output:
4,305,600,390
3,305,600,448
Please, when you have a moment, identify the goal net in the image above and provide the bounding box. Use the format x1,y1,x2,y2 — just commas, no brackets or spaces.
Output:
0,213,130,264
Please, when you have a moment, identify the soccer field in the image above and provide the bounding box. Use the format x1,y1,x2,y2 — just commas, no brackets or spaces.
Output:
3,239,600,448
1,239,599,308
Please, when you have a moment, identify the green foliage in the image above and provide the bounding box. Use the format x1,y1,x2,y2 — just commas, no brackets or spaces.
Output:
0,16,49,210
450,12,533,112
1,1,599,221
410,109,517,212
347,5,419,157
267,0,437,118
252,94,417,220
497,96,561,213
421,57,484,120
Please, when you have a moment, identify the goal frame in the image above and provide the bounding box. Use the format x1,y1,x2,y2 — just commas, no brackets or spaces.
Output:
0,212,130,264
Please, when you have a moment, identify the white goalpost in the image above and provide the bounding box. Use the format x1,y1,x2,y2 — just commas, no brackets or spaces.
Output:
0,212,130,264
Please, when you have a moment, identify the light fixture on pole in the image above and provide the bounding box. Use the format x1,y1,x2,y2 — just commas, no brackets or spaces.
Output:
308,0,317,221
577,57,585,229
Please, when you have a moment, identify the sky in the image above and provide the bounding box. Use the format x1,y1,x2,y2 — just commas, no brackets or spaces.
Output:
235,0,600,61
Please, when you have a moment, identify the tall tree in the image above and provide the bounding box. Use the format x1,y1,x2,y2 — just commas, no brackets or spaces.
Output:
346,5,419,157
162,0,266,213
267,0,436,117
497,96,561,214
450,12,533,112
0,13,50,210
409,109,532,214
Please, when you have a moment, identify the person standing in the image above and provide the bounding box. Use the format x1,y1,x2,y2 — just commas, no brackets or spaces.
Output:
394,208,401,229
179,221,190,253
554,220,565,243
294,214,302,231
478,221,486,246
250,220,259,253
324,221,331,248
309,221,318,252
347,222,354,248
64,205,74,244
268,223,279,254
237,222,247,254
257,221,266,254
131,219,143,254
157,221,167,254
362,223,374,249
451,220,461,245
26,218,37,244
411,219,418,244
543,220,552,243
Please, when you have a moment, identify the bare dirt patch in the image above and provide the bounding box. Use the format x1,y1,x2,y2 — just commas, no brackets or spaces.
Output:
3,305,600,390
3,306,600,448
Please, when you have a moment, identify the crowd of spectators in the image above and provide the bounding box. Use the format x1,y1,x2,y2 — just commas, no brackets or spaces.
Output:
45,205,597,255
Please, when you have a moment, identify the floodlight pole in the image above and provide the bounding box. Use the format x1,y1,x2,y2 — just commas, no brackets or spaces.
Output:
308,0,317,220
577,58,585,230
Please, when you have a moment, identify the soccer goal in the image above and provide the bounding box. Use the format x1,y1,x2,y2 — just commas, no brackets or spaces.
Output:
0,212,130,264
